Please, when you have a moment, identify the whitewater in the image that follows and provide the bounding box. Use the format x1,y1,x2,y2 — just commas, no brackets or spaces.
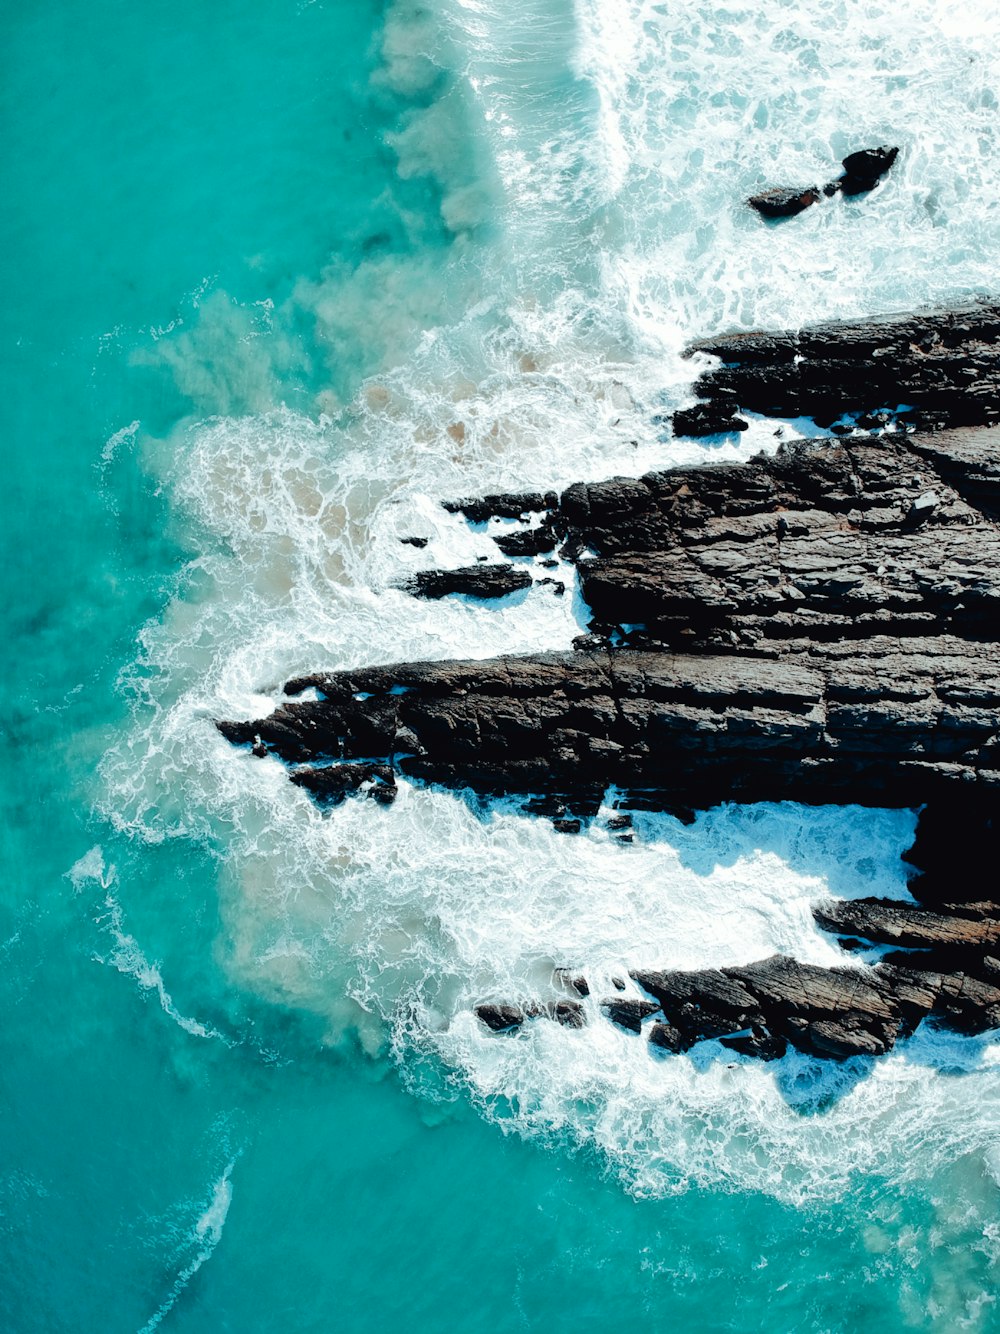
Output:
92,0,1000,1208
8,0,1000,1327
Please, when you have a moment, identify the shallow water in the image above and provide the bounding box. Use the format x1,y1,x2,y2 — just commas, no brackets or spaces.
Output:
6,0,1000,1328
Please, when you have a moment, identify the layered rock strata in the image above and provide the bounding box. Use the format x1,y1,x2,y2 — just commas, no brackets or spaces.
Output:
674,301,1000,436
218,307,1000,1061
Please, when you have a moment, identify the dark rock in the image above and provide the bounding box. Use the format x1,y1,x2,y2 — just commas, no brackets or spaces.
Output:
685,303,1000,433
856,410,892,430
559,972,590,997
291,762,396,808
494,526,557,557
606,814,632,831
475,1004,526,1032
549,1000,586,1028
442,491,558,523
401,536,428,548
218,305,1000,1063
814,898,1000,951
648,1022,686,1052
601,998,660,1033
797,1014,898,1058
634,968,761,1020
405,564,532,600
552,818,582,835
537,578,566,596
840,146,899,195
748,186,820,218
720,1027,788,1061
673,401,749,437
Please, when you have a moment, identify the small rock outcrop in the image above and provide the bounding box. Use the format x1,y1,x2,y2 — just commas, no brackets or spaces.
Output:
747,145,899,220
748,186,820,219
405,564,532,599
839,145,899,195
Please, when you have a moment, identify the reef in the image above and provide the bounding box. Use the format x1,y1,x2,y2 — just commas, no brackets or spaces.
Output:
219,302,1000,1062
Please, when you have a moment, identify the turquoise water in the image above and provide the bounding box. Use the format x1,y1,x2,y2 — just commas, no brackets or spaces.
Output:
6,0,1000,1328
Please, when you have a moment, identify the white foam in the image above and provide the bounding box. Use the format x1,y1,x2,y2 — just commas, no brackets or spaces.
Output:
78,859,229,1045
138,1163,235,1334
101,0,1000,1203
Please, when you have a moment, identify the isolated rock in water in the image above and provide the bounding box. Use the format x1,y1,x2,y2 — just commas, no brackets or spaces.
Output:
840,145,899,195
475,1004,527,1032
405,564,532,599
747,186,820,218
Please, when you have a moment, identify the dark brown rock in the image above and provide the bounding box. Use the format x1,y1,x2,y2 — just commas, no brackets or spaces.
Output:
218,306,1000,1063
442,491,558,523
748,186,820,218
814,898,1000,951
648,1022,686,1053
494,525,557,556
673,401,749,437
685,303,1000,433
475,1004,526,1032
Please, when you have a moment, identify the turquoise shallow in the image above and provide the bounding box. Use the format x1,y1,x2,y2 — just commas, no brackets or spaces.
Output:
6,1,1000,1330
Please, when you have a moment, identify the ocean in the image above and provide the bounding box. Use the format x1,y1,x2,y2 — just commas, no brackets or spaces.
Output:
5,0,1000,1328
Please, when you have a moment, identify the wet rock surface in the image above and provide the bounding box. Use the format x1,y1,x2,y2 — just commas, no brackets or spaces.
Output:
747,145,899,221
675,301,1000,437
839,145,899,194
219,304,1000,1062
748,185,820,218
404,563,532,599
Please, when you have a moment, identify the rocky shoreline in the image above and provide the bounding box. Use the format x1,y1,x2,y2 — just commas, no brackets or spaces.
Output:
219,303,1000,1062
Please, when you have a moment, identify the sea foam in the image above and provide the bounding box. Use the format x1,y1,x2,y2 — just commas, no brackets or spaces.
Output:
99,0,1000,1200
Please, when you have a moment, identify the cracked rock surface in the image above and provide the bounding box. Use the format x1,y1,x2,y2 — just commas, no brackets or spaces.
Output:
218,305,1000,1062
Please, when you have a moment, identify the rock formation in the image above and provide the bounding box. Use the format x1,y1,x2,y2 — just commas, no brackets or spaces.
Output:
748,144,899,219
674,301,1000,437
218,302,1000,1062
